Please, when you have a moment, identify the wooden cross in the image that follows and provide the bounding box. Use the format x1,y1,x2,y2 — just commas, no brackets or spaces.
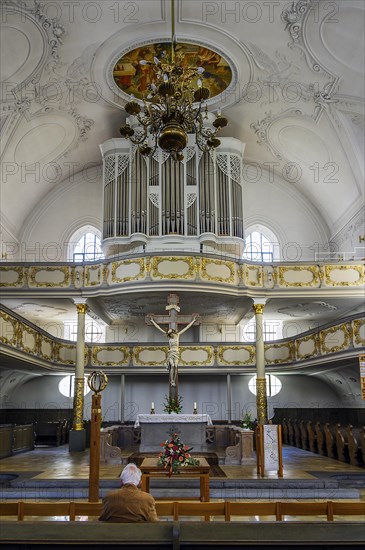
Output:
146,294,201,401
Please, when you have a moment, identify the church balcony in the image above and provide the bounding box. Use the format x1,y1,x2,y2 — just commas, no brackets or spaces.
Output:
0,306,364,374
0,254,364,298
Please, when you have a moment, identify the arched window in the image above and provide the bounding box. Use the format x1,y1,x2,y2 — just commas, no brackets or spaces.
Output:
58,375,91,398
243,226,280,262
248,374,282,397
68,226,104,262
242,319,283,342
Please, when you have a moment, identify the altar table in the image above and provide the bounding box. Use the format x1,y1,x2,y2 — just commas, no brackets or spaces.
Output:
134,414,212,452
140,457,210,501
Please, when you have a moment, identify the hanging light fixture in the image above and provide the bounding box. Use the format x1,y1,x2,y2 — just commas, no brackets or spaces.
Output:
119,0,228,161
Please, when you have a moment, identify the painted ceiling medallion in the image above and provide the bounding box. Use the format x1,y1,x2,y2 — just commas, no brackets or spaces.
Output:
112,42,232,101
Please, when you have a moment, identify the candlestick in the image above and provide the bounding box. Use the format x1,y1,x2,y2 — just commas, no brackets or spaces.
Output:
193,402,197,414
150,401,155,414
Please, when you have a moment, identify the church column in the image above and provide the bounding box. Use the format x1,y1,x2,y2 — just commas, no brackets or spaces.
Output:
227,373,232,424
253,301,267,425
69,302,87,452
120,374,125,423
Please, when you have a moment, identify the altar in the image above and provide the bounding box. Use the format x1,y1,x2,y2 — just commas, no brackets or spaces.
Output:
134,414,212,452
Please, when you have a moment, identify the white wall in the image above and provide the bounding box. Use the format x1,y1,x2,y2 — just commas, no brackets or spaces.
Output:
9,371,343,423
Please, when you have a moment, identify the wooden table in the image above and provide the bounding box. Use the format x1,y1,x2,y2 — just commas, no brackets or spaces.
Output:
140,457,210,501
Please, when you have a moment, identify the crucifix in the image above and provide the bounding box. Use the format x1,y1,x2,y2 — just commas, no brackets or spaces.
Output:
146,294,201,401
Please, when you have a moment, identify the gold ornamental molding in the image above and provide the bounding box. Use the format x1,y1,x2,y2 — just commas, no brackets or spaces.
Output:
200,258,236,284
295,333,319,360
72,377,85,431
76,303,88,314
320,323,352,354
0,266,24,287
85,264,102,286
179,346,214,366
18,324,38,355
39,337,54,361
218,345,255,366
265,342,294,364
54,342,76,365
242,264,263,287
278,265,320,287
256,377,268,425
151,256,195,279
111,259,145,283
0,312,18,345
28,266,70,288
133,346,167,366
91,346,130,366
353,319,365,346
324,265,364,286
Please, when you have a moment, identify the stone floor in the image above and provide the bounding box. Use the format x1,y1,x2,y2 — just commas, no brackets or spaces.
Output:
0,444,364,522
0,444,364,501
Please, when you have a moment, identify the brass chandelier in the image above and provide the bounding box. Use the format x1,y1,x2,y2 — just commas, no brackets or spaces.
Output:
119,1,228,162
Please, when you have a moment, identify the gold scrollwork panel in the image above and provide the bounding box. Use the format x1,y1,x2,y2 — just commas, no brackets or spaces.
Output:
28,266,70,288
242,265,263,287
200,259,236,284
85,265,102,286
218,346,255,366
278,266,320,287
320,323,351,354
39,337,54,361
295,334,319,360
324,265,364,286
0,267,24,287
92,346,130,366
111,259,145,284
133,346,167,366
55,343,76,365
0,312,18,345
151,257,195,280
265,342,294,364
353,319,365,347
179,346,214,366
19,325,38,354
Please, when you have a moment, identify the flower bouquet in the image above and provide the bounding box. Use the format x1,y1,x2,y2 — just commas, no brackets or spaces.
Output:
158,432,200,476
241,412,254,430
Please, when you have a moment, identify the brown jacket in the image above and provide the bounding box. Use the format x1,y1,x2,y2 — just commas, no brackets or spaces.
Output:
99,483,159,522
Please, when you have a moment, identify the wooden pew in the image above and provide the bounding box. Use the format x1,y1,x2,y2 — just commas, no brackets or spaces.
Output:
334,424,350,463
293,420,302,449
315,421,326,456
324,422,337,459
1,500,364,523
346,425,364,467
299,420,309,451
307,420,318,453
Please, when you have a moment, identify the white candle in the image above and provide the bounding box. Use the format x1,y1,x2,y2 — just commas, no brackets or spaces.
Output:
194,402,197,409
151,402,155,409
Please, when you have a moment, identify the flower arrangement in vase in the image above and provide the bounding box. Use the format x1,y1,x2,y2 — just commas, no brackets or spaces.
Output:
158,432,200,476
241,412,254,430
163,394,183,414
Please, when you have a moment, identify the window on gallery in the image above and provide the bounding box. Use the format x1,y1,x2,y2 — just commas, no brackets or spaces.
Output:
58,375,91,398
63,316,105,343
242,319,283,341
243,228,279,262
68,226,104,262
73,232,104,262
248,374,282,397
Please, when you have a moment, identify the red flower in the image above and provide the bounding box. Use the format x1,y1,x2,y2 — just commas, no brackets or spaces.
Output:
178,456,184,462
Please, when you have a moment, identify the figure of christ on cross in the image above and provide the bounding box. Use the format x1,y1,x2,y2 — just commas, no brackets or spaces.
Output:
146,294,201,400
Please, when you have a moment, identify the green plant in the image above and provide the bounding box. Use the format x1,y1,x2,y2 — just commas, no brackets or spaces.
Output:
241,412,254,430
158,432,200,475
163,394,183,414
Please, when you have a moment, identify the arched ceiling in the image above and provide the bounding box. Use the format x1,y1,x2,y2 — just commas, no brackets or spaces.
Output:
0,0,364,239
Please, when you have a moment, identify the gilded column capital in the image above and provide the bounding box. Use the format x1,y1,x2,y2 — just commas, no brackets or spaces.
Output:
253,303,265,315
76,303,88,314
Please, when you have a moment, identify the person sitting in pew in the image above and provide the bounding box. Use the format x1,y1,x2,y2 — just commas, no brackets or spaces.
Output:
99,463,159,523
